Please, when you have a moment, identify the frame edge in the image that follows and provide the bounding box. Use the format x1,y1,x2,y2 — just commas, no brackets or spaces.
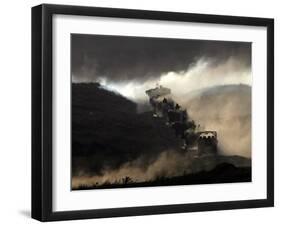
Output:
266,18,274,207
31,4,44,221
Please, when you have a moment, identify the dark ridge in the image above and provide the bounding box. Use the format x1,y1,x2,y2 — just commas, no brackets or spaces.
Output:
73,163,251,190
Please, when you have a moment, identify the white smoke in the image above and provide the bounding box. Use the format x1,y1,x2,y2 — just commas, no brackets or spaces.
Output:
98,57,251,102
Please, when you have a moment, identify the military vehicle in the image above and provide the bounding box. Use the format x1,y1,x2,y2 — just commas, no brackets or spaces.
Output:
145,85,172,117
145,85,171,99
197,131,218,155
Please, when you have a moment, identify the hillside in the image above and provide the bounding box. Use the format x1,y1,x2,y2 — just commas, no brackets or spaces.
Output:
74,163,251,190
72,83,180,176
72,83,251,189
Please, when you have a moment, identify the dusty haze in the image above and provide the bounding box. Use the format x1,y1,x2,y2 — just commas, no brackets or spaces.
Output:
71,34,252,188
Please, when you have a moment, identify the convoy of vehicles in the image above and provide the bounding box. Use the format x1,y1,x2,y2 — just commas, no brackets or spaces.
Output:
145,85,218,156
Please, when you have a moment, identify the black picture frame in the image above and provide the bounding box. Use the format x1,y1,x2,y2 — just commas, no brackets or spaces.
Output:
32,4,274,222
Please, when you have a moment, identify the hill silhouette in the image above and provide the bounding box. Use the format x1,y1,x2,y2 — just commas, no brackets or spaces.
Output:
72,83,180,176
74,162,251,190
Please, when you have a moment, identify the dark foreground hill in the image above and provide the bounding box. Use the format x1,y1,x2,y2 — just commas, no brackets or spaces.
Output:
74,163,251,190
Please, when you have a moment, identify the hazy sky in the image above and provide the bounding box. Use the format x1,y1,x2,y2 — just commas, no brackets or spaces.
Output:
71,34,251,88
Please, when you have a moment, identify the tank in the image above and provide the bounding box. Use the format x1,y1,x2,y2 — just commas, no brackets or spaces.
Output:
146,85,172,117
145,85,171,99
197,131,218,155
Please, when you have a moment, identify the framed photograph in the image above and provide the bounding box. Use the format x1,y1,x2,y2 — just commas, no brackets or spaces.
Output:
32,4,274,221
